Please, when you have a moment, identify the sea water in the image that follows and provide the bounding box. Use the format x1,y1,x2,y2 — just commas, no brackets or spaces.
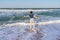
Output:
0,9,60,40
0,9,60,25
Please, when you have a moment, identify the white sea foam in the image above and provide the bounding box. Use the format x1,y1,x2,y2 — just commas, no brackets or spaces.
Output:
0,9,49,12
0,19,60,40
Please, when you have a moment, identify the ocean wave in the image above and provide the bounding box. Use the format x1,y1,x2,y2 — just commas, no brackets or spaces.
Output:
0,9,60,21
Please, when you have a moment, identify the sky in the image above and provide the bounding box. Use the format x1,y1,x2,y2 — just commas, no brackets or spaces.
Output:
0,0,60,8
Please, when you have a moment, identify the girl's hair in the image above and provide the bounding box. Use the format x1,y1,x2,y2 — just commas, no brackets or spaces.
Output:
30,11,33,14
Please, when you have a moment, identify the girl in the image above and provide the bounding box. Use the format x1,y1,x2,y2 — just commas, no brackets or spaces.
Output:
29,11,36,32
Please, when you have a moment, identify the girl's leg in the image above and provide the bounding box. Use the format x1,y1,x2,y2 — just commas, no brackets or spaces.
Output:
32,22,37,32
29,18,37,32
30,20,33,30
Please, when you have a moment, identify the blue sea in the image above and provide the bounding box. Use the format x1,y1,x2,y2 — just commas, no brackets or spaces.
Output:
0,9,60,25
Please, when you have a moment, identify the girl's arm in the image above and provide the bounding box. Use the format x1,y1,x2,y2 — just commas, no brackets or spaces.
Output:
34,15,39,19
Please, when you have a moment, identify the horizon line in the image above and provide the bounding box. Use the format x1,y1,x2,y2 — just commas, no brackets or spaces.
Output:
0,8,60,10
